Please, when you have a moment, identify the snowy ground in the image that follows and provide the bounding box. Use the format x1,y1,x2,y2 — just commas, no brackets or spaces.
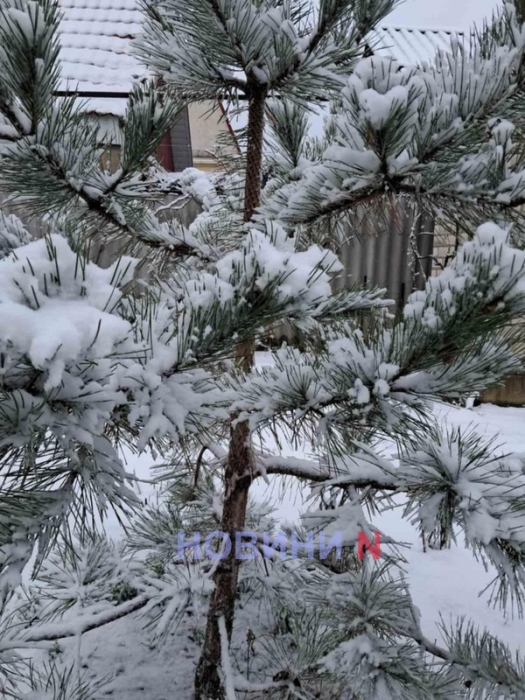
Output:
53,401,525,698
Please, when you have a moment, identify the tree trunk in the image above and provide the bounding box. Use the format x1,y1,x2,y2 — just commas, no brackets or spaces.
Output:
516,0,525,25
194,84,267,700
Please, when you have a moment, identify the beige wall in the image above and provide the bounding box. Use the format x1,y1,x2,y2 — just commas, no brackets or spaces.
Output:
188,101,235,169
90,102,235,173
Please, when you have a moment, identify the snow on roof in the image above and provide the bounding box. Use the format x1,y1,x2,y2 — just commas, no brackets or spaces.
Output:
372,25,465,66
57,0,146,115
55,0,463,118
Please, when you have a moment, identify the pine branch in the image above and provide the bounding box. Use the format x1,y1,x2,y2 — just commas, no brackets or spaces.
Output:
408,621,525,695
257,453,398,491
233,223,525,454
263,10,525,232
17,594,150,643
269,165,525,232
203,0,250,84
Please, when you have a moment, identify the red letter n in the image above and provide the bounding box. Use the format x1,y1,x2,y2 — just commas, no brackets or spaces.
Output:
357,531,381,561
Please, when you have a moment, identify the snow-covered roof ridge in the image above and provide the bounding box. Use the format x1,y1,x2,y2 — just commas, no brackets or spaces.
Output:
373,25,466,66
381,24,467,35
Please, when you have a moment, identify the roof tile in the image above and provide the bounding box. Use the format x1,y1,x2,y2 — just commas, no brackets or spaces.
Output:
55,2,465,115
373,26,465,66
57,0,145,100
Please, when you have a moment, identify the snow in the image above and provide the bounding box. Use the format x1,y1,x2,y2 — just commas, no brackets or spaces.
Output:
403,222,525,324
0,235,137,390
6,220,525,697
52,0,503,120
266,7,525,227
0,211,31,259
3,0,525,694
57,0,146,103
54,0,502,98
0,2,48,43
213,224,342,311
359,85,409,129
5,330,519,699
387,0,501,31
84,397,525,697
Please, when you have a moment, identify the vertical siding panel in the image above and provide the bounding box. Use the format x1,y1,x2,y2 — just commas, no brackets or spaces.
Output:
416,210,435,289
342,234,353,288
157,131,175,171
358,230,369,287
338,202,435,308
376,207,391,297
364,224,377,289
401,204,414,305
387,202,406,307
346,230,361,287
384,203,398,299
171,107,193,172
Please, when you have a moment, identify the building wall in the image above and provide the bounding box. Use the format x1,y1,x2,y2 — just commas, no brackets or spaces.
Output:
429,222,525,406
91,102,233,173
431,224,467,276
188,102,235,170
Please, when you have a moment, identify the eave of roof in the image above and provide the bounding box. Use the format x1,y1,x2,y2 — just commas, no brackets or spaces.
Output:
372,25,465,66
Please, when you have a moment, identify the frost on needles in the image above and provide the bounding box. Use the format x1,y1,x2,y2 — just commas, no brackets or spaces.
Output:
2,0,525,699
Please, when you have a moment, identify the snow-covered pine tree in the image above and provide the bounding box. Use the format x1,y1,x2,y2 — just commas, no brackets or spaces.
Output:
133,1,525,697
3,0,525,698
0,0,384,694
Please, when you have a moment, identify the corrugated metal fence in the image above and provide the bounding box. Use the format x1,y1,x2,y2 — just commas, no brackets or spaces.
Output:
332,202,435,307
271,201,435,344
0,189,435,308
4,188,524,405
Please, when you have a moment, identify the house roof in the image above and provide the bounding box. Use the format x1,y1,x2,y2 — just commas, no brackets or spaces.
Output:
57,0,146,115
372,25,465,66
56,0,464,117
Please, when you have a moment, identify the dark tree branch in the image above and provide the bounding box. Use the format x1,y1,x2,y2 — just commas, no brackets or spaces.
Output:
257,454,399,490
